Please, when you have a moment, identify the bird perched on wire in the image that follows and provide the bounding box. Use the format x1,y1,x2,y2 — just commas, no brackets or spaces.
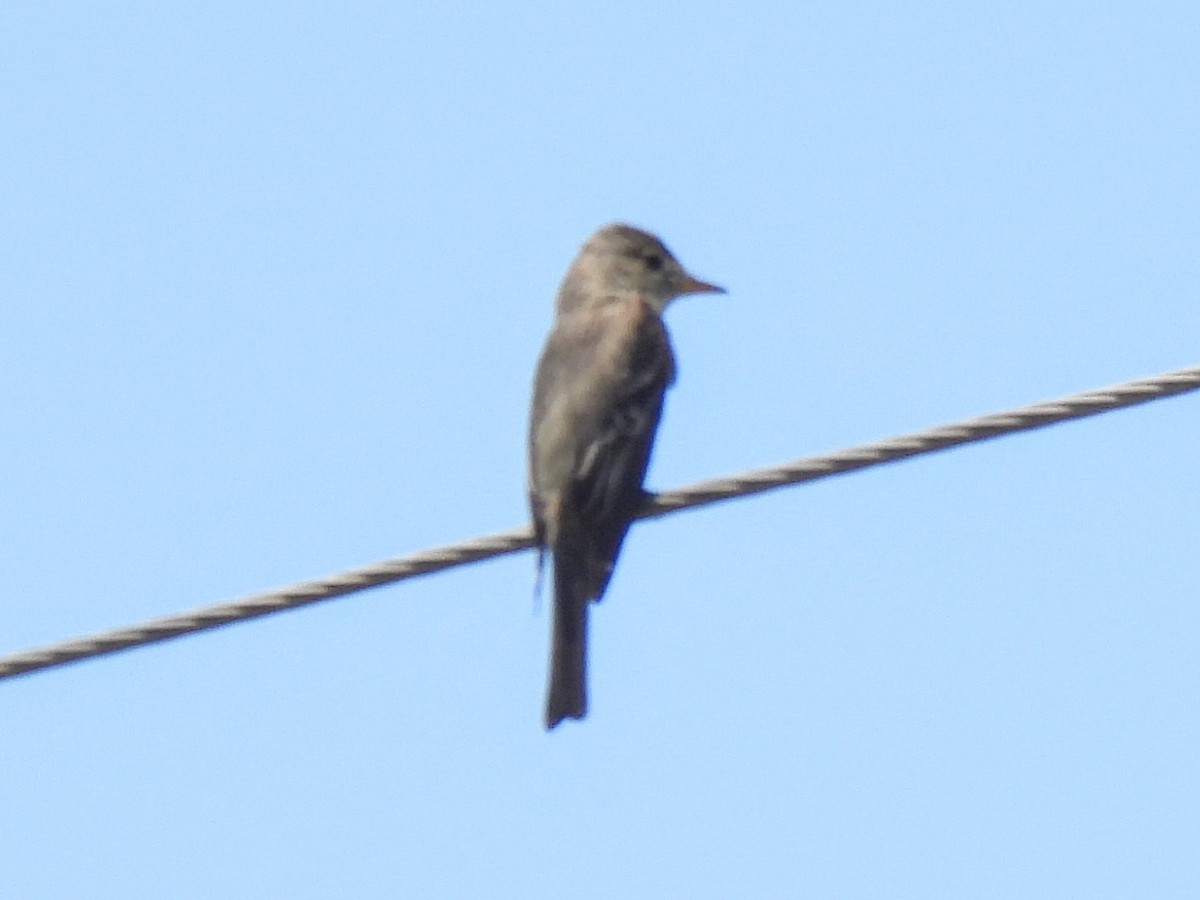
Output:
528,223,724,729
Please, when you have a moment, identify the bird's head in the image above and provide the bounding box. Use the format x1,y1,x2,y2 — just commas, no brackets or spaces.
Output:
560,223,725,314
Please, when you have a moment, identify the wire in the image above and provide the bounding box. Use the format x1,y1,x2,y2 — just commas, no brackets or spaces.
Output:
1,364,1197,682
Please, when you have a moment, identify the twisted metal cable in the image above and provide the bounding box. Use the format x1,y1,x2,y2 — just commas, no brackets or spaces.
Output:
649,365,1200,515
2,364,1197,682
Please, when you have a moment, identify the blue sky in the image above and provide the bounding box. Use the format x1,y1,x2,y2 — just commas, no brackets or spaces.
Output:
2,2,1197,897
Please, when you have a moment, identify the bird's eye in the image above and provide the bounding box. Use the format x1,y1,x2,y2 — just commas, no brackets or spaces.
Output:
644,254,664,271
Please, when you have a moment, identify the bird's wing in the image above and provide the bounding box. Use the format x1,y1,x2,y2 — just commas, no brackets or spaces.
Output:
571,304,673,523
529,297,675,601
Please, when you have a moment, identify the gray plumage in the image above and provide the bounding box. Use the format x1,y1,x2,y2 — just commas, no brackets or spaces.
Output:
528,224,723,729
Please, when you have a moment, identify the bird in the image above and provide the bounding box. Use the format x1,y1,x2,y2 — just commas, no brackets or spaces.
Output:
528,223,724,729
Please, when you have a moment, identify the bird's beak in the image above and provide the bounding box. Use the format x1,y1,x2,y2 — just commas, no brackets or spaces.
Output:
679,274,726,296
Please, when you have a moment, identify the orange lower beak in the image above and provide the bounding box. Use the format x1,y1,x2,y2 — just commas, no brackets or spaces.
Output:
679,275,726,296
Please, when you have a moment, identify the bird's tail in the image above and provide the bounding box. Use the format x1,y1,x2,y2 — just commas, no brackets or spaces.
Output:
545,562,588,729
